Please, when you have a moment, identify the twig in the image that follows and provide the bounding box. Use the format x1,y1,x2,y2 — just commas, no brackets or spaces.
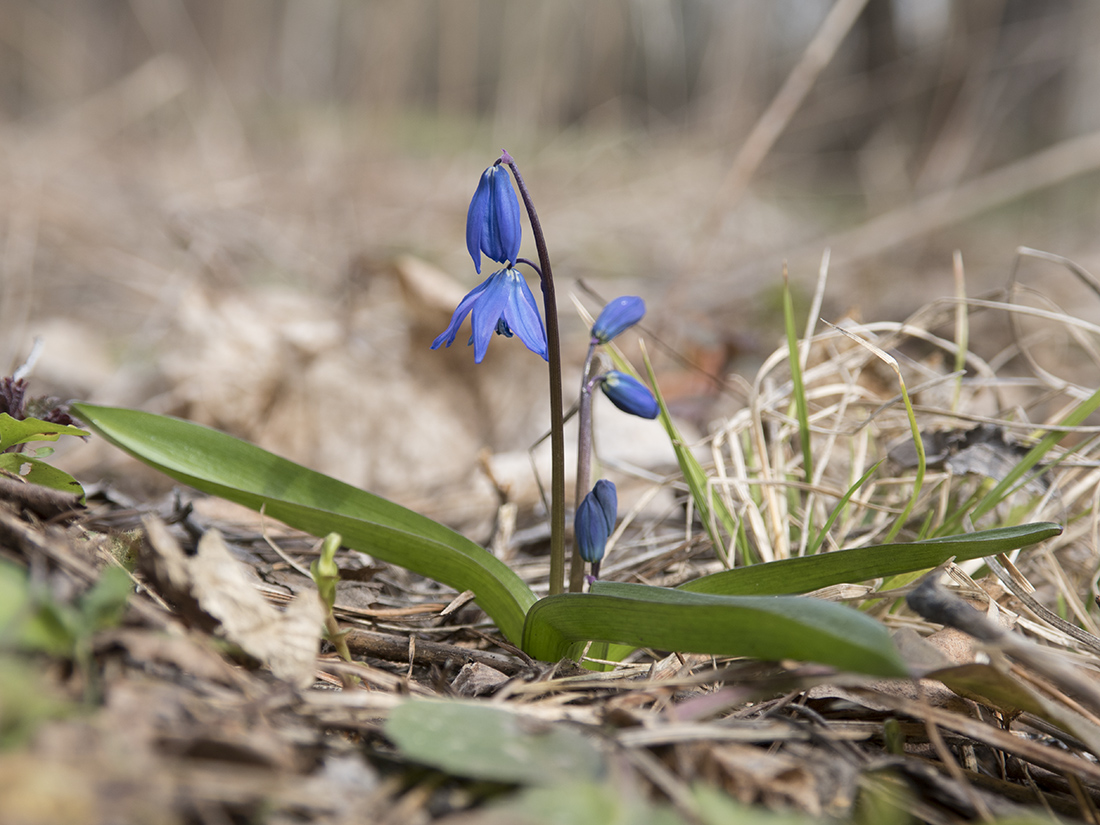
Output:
342,628,530,676
907,575,1100,718
0,475,83,519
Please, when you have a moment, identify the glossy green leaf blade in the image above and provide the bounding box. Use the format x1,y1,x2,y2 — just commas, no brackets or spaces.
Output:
71,403,535,644
681,522,1061,596
522,581,908,677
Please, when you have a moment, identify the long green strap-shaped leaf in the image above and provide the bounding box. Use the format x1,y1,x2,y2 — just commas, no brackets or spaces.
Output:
72,404,536,644
522,581,908,677
681,522,1061,596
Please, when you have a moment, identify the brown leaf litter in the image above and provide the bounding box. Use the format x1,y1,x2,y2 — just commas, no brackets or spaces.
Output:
2,478,1100,825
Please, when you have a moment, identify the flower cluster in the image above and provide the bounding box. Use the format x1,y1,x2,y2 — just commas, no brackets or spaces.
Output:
431,162,547,363
432,155,663,591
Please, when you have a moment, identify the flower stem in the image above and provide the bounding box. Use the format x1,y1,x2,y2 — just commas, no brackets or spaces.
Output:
572,341,598,591
501,151,567,596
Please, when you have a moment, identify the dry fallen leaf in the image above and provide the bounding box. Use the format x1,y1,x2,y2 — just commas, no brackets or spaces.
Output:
142,517,324,688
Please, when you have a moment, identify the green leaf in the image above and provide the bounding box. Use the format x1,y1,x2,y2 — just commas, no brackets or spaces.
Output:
680,523,1061,596
693,783,815,825
0,655,73,748
385,699,604,786
72,403,536,645
0,561,77,657
0,414,88,449
522,581,908,677
1,562,129,659
0,454,85,500
0,561,32,640
488,782,684,825
79,566,131,632
481,781,814,825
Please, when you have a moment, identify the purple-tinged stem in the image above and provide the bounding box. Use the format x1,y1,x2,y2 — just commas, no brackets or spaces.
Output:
572,341,598,591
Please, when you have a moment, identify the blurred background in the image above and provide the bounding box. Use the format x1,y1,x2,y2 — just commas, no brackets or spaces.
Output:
2,0,1099,531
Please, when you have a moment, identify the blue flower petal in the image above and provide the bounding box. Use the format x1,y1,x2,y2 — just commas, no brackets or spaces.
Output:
502,270,548,361
430,277,493,350
468,269,511,363
592,296,645,343
590,479,617,533
600,371,659,419
465,170,493,273
488,166,522,266
466,166,522,274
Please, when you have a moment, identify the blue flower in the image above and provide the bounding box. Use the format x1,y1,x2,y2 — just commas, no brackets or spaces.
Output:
431,267,548,363
467,165,522,273
592,296,645,343
599,371,659,419
575,479,617,566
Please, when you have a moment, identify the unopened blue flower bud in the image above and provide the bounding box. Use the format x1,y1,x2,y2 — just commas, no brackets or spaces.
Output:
466,165,522,273
592,296,645,343
599,371,659,419
575,479,617,565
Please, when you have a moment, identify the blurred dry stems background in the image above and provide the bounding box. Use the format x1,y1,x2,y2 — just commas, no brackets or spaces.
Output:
2,0,1100,533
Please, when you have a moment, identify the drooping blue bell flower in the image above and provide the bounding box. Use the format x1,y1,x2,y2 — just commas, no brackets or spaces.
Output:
599,371,659,419
431,267,548,363
575,479,617,570
592,296,645,343
466,165,522,273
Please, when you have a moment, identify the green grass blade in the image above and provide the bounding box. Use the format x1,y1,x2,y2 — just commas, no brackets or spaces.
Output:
72,403,536,644
637,344,742,560
783,271,813,484
522,581,907,677
680,522,1061,596
823,323,925,542
939,384,1100,535
806,460,883,555
600,338,740,561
